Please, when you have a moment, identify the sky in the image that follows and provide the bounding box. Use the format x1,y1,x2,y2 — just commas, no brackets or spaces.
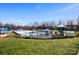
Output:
0,3,79,25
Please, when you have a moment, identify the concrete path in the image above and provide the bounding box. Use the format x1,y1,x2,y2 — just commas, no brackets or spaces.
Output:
76,49,79,55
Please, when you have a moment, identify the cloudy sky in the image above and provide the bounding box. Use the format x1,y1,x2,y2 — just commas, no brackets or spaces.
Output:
0,3,79,25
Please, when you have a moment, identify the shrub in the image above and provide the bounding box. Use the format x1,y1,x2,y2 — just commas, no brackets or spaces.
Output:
75,32,79,37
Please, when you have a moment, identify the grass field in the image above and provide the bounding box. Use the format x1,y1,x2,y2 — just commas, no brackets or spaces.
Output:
0,34,79,55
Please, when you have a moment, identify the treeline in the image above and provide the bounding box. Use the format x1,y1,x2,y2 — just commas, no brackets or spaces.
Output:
0,17,79,30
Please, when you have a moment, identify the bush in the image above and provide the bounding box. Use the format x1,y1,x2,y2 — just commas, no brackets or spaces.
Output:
75,32,79,37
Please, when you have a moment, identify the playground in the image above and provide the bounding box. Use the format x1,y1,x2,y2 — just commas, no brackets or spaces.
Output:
12,24,76,39
0,24,79,55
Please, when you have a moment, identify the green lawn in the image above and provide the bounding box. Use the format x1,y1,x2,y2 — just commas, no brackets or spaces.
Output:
0,35,79,55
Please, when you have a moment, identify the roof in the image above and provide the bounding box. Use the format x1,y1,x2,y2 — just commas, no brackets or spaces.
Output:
43,29,50,31
57,24,66,28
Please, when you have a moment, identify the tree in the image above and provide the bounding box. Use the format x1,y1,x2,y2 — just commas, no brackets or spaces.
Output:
57,20,62,26
77,17,79,25
66,19,74,25
76,17,79,30
0,23,4,27
66,19,74,30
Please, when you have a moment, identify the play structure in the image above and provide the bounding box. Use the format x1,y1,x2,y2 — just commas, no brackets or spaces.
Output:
0,27,13,38
0,31,9,38
13,25,75,39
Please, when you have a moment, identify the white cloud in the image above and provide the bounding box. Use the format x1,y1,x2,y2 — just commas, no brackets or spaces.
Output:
48,3,79,23
35,5,41,9
0,18,27,26
54,3,79,15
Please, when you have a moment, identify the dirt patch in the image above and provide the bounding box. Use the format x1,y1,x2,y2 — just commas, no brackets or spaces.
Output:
0,34,9,38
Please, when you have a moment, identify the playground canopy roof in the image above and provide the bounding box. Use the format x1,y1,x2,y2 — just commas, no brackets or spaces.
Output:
57,24,66,28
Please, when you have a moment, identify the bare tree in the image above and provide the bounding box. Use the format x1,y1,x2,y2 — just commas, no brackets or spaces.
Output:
66,19,74,30
77,17,79,25
76,17,79,30
57,20,62,26
66,19,74,25
0,23,4,27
